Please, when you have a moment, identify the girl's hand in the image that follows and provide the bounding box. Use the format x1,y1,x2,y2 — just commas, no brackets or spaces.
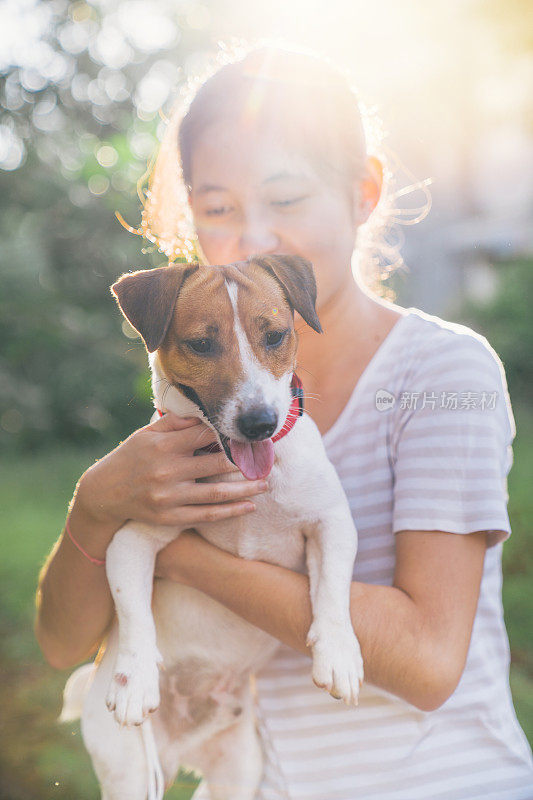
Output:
75,412,267,530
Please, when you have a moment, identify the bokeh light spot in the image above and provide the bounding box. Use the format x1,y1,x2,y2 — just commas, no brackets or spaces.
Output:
88,174,110,195
0,126,26,171
122,319,140,339
70,2,92,23
96,144,118,168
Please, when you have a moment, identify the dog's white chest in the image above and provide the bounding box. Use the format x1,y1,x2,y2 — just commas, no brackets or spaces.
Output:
195,417,338,571
196,468,309,572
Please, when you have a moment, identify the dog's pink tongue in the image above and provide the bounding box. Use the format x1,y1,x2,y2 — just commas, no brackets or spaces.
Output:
229,438,275,480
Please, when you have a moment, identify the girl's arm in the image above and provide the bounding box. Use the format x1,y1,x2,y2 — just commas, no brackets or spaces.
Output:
155,527,487,711
35,491,119,670
35,413,267,670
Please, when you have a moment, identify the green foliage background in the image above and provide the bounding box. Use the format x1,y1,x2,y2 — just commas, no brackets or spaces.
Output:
0,0,202,452
0,151,154,451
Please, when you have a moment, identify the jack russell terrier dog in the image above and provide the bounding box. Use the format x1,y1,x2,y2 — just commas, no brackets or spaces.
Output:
61,254,363,800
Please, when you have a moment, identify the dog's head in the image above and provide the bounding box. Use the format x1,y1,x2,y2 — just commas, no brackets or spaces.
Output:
111,255,322,479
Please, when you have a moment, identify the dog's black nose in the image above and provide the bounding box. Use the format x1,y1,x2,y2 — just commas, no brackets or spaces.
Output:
237,407,278,440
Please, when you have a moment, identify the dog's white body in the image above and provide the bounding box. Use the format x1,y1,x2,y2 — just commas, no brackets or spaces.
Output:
63,262,363,800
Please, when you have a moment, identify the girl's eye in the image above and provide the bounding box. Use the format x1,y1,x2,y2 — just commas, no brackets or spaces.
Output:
187,338,213,354
204,206,232,216
203,196,308,216
265,330,288,349
272,195,308,207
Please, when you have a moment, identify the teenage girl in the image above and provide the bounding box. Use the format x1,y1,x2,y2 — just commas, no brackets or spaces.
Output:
36,45,533,799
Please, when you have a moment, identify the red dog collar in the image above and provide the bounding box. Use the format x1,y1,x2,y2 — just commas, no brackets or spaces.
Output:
156,373,304,451
272,372,304,442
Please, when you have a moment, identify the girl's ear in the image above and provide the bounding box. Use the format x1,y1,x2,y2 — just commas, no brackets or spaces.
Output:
354,155,383,225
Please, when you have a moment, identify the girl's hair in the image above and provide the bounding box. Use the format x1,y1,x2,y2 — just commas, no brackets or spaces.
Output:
137,41,430,298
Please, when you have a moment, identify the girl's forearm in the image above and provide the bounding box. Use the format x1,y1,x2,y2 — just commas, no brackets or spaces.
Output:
158,534,437,710
35,485,119,670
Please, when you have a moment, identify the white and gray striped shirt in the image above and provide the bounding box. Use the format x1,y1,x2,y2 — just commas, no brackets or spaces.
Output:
253,306,533,800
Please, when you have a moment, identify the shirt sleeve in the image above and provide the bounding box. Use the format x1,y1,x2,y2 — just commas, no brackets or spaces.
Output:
390,329,516,548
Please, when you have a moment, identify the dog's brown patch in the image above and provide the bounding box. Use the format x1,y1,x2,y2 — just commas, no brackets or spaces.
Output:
158,659,244,738
111,264,199,352
158,261,299,417
113,257,321,423
158,266,245,420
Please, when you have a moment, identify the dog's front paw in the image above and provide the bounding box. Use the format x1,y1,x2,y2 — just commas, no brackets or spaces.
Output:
106,648,163,726
307,623,364,706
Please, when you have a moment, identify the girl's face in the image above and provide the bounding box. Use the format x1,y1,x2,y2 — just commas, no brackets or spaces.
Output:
188,119,364,311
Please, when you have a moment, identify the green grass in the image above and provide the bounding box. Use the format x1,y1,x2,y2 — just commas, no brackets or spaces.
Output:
1,406,532,797
0,446,199,800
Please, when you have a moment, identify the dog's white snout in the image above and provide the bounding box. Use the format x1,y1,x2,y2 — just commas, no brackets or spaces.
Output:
237,406,278,440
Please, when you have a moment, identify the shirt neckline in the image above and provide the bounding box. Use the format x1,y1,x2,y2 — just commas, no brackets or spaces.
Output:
321,307,415,447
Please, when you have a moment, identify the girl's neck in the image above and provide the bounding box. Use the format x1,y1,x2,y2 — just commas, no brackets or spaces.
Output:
296,274,400,387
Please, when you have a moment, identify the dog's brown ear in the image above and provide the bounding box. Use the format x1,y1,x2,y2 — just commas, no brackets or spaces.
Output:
111,263,198,352
250,255,322,334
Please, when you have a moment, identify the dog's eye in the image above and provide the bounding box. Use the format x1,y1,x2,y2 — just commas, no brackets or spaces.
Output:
187,338,213,354
265,330,287,349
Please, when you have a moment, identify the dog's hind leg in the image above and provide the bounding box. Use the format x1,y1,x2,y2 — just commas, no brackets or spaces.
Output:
83,701,151,800
188,698,263,800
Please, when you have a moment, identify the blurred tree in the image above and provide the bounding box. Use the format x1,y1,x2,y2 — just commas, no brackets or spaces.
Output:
0,0,214,450
455,257,533,407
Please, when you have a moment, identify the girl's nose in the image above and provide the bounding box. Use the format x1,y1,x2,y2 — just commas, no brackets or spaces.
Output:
238,214,281,260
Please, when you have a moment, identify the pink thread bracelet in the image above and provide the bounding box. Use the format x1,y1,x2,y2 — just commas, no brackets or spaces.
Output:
65,518,106,566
